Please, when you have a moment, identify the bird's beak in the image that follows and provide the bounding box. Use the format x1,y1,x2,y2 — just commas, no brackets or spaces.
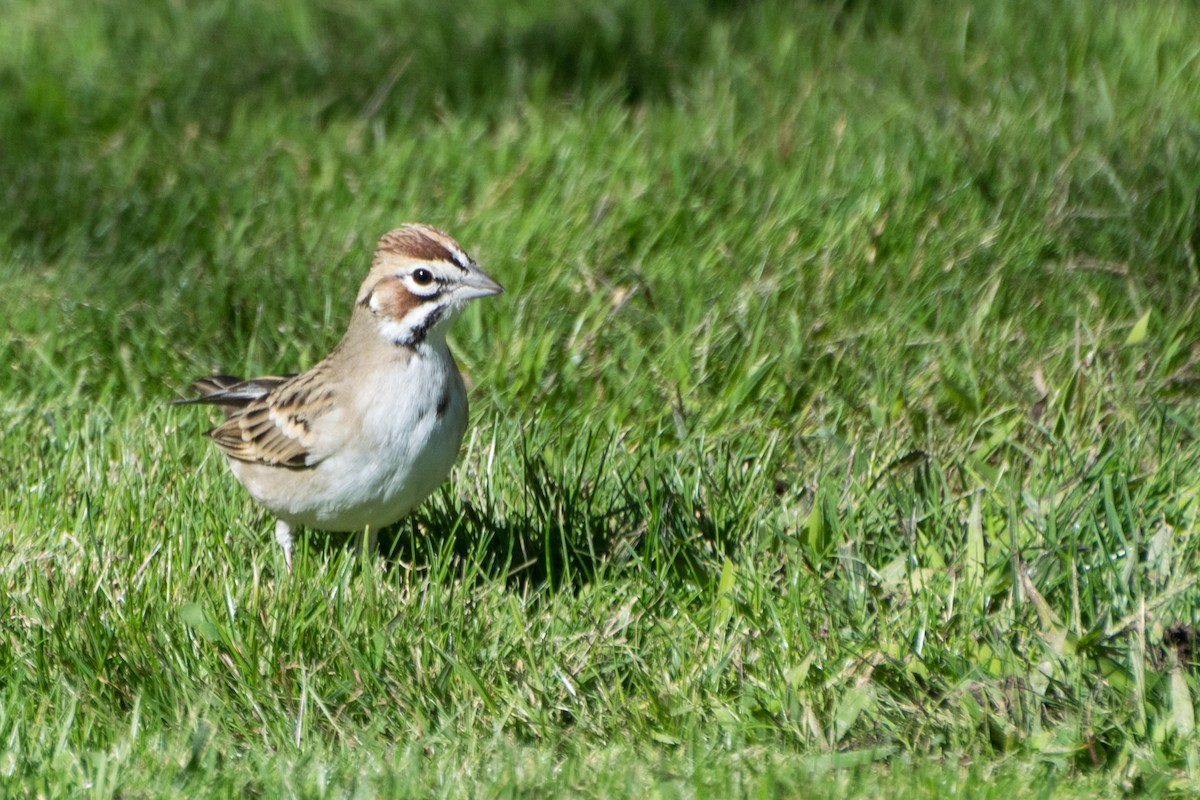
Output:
459,265,505,299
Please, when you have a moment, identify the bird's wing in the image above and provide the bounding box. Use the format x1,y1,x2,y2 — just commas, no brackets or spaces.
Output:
170,374,296,415
178,371,336,469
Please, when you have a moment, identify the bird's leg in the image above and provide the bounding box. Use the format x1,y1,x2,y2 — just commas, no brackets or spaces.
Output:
275,518,294,572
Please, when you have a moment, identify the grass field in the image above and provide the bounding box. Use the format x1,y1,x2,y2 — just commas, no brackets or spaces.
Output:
4,0,1200,795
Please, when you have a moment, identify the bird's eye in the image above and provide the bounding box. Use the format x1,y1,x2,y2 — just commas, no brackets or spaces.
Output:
412,268,434,286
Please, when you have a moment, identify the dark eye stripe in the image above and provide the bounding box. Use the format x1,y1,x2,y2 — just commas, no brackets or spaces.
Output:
444,247,471,271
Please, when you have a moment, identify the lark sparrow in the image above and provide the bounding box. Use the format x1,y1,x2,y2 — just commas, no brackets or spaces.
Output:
173,224,503,569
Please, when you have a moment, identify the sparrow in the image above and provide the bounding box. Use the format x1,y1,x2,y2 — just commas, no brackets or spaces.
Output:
173,224,503,569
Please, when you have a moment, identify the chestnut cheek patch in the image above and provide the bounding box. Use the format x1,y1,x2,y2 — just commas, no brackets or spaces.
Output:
369,278,421,321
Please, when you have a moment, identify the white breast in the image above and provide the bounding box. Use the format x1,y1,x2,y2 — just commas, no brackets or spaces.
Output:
237,342,468,532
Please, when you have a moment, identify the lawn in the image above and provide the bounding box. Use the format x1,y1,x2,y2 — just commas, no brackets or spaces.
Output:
3,0,1200,796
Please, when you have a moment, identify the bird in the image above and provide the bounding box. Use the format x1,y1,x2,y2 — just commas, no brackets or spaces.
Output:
172,223,503,570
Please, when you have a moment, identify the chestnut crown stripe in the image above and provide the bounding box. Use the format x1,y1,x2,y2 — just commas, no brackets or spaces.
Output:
373,225,471,271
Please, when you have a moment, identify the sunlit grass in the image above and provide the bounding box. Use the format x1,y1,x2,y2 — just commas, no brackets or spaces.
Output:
3,0,1200,795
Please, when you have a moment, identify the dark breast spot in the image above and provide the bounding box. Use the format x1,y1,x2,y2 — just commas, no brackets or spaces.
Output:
436,389,451,418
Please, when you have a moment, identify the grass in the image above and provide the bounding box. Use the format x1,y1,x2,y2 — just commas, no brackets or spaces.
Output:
3,0,1200,795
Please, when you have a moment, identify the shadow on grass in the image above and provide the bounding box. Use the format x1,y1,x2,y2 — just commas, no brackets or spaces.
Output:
308,429,782,593
385,443,649,591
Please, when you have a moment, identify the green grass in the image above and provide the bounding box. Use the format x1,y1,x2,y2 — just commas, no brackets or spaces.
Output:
4,0,1200,795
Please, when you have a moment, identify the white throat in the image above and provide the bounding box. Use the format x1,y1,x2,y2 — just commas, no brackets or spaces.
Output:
370,300,461,347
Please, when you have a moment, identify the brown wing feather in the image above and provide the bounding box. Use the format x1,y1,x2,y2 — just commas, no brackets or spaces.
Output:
170,374,296,417
202,369,336,469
